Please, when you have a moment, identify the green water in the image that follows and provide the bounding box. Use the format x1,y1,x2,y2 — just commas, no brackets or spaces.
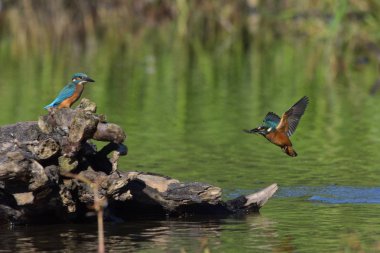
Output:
1,37,380,252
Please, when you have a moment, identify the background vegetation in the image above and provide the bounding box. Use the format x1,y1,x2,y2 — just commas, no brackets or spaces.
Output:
0,0,379,81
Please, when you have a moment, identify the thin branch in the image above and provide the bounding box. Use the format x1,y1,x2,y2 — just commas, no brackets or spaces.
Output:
61,172,106,253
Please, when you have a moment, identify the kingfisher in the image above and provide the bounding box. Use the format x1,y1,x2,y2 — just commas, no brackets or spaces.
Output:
44,73,95,109
244,96,309,157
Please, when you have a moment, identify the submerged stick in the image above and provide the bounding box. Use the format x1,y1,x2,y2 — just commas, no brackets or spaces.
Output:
61,172,106,253
93,180,106,253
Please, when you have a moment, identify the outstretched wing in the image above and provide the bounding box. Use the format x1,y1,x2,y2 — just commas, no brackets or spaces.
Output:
263,112,281,129
276,96,309,136
44,83,76,108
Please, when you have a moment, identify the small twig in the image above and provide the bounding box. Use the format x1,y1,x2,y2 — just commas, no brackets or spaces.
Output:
111,151,120,172
110,151,122,177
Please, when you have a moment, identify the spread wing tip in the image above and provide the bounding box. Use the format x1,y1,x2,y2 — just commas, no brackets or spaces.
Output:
291,96,309,113
296,96,309,106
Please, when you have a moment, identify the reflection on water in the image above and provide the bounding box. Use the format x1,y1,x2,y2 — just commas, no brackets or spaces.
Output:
0,216,281,252
280,186,380,204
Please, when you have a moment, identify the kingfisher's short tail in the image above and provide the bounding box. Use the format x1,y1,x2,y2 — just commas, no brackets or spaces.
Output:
283,146,297,157
44,101,58,110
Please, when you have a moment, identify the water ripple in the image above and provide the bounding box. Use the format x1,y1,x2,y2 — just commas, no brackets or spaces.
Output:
278,186,380,204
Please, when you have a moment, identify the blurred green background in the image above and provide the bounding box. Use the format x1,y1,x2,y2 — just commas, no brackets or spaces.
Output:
1,0,380,252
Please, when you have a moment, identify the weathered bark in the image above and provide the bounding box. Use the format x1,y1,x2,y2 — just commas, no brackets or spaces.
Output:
0,99,278,225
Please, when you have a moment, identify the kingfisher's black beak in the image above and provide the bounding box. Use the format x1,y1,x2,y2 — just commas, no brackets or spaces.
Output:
85,77,95,82
243,128,260,134
243,127,266,135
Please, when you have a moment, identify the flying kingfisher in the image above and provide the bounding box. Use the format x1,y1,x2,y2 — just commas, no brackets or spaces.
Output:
244,96,309,157
44,73,95,109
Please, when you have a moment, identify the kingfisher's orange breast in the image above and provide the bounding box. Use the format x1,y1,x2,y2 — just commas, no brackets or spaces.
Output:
265,131,292,147
58,84,84,109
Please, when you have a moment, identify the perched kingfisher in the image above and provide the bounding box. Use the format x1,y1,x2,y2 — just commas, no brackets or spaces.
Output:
44,73,95,109
244,96,309,157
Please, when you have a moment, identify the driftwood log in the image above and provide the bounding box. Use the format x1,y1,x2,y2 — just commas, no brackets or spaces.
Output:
0,99,278,225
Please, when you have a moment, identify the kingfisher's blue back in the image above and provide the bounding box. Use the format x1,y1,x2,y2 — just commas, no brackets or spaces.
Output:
44,82,77,109
263,112,281,129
